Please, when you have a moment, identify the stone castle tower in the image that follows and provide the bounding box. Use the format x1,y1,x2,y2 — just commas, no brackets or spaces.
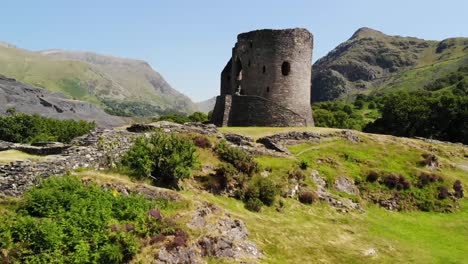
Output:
212,28,314,127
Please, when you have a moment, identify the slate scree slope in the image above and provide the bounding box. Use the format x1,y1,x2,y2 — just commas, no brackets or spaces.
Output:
212,28,315,127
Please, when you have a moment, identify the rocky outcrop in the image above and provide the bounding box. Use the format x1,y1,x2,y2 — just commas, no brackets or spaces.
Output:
310,170,361,213
311,27,432,102
0,75,126,127
188,203,262,261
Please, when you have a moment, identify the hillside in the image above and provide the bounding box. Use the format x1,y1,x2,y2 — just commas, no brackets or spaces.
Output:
312,27,468,102
1,124,467,263
0,42,195,116
195,96,217,113
0,75,125,127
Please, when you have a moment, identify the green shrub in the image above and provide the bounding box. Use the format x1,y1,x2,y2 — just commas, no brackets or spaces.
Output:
188,112,209,123
0,113,95,143
244,178,278,207
298,159,310,170
0,176,180,263
121,132,198,187
245,198,263,212
215,141,258,175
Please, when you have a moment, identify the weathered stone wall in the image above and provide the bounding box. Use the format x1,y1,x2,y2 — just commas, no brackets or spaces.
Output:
0,129,137,196
228,95,306,126
212,28,315,127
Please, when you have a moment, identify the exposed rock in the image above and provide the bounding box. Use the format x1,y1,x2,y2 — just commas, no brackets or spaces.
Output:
334,176,359,195
156,246,205,264
362,248,377,256
310,171,361,212
187,203,262,261
0,76,126,127
256,137,290,154
223,133,255,147
126,123,157,133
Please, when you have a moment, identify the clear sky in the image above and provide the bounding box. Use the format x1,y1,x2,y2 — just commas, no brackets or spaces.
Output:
1,0,467,102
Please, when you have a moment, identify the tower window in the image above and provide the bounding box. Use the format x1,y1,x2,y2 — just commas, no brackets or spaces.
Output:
249,41,253,48
266,86,270,93
281,61,291,76
248,60,251,67
262,66,266,74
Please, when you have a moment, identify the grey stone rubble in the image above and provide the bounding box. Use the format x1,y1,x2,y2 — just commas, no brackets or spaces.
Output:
0,128,138,197
310,170,362,213
188,203,262,261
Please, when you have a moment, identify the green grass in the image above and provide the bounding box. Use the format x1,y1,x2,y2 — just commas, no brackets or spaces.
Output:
0,150,49,163
219,127,337,139
184,191,468,264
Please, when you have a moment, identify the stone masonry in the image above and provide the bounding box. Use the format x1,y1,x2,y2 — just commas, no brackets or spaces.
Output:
212,28,315,127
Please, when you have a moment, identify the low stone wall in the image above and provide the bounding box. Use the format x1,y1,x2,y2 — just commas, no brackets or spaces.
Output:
0,129,137,197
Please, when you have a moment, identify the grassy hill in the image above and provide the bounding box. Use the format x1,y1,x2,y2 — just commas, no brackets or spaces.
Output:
3,126,465,263
312,27,468,102
0,43,196,116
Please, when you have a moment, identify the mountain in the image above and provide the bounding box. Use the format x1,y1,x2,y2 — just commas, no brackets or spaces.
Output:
0,75,125,127
0,41,196,117
195,96,216,113
312,27,468,102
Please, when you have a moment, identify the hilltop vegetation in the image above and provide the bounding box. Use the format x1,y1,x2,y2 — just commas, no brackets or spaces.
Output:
0,124,467,263
0,112,95,143
0,44,195,117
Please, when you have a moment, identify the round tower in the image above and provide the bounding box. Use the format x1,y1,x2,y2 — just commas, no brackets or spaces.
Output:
212,28,315,127
230,28,314,126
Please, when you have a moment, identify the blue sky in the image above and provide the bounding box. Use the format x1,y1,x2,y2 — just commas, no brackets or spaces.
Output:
1,0,467,101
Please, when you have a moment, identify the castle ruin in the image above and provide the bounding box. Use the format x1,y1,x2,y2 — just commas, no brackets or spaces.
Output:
212,28,314,127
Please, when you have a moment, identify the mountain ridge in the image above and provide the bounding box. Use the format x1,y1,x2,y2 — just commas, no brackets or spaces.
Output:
0,42,196,117
311,27,468,102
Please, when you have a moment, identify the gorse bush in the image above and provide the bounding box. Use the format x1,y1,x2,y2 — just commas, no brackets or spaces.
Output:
0,176,181,263
0,112,95,143
215,141,258,175
121,132,198,187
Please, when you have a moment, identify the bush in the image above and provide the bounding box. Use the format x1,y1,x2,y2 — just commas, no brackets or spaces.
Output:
417,172,442,188
453,180,464,198
298,190,318,204
188,112,209,123
382,174,410,190
0,176,179,263
210,163,245,193
244,178,278,207
298,159,310,170
192,135,212,148
366,170,380,182
245,198,263,212
437,186,450,199
0,113,95,143
121,132,198,187
215,141,258,175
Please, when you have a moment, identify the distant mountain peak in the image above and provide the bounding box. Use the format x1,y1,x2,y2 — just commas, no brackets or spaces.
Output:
350,27,386,40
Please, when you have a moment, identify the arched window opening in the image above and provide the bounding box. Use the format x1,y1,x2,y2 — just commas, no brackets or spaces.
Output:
281,61,291,76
